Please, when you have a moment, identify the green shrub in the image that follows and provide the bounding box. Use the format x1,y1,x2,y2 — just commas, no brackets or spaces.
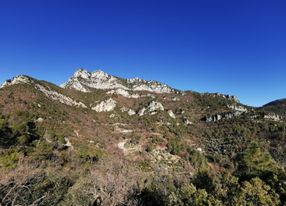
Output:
0,126,15,147
166,183,223,206
16,135,30,145
75,144,106,162
0,118,6,128
237,142,279,179
187,147,208,172
60,177,95,206
167,138,185,155
32,140,54,160
232,178,280,206
0,150,20,169
146,143,155,152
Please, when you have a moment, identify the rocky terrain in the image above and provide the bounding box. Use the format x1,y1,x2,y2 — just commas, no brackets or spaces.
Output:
61,69,173,93
0,69,286,206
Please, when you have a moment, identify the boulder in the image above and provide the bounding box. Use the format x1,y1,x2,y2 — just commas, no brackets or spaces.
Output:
92,98,117,112
168,110,176,119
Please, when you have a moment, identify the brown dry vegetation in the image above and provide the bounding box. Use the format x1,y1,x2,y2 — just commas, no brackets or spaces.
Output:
0,80,286,205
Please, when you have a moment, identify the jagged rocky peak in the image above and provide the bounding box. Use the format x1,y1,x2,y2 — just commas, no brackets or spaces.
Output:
61,68,173,94
74,68,109,80
61,69,116,92
73,68,91,79
0,75,33,88
92,70,110,79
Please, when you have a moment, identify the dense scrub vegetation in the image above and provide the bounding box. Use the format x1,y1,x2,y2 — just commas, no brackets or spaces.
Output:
1,111,286,206
1,83,286,205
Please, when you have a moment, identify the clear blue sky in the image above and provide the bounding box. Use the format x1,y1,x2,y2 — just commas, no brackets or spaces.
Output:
0,0,285,106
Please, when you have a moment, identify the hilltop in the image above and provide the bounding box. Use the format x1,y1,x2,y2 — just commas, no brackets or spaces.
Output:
262,99,286,117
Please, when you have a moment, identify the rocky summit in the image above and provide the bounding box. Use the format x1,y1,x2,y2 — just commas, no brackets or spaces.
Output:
0,68,286,206
61,68,173,93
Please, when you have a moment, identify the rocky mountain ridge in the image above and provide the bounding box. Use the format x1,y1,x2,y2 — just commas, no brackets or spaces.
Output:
0,68,286,205
60,68,174,94
1,69,284,116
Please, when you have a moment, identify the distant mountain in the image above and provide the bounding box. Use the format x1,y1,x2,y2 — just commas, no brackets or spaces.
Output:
262,98,286,116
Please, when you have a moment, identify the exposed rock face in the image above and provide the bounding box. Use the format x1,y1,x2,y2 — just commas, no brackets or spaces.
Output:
227,95,239,102
127,77,172,93
206,114,222,122
209,93,239,102
128,109,136,116
107,89,140,98
147,101,164,112
228,105,248,112
205,104,248,123
121,107,136,116
138,107,147,116
92,98,117,112
61,69,173,94
35,84,87,108
66,80,90,92
205,111,242,122
0,76,32,88
139,101,164,116
61,69,128,92
264,113,281,121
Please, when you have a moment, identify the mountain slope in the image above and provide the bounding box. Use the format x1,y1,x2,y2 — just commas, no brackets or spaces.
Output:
0,69,286,205
262,98,286,116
